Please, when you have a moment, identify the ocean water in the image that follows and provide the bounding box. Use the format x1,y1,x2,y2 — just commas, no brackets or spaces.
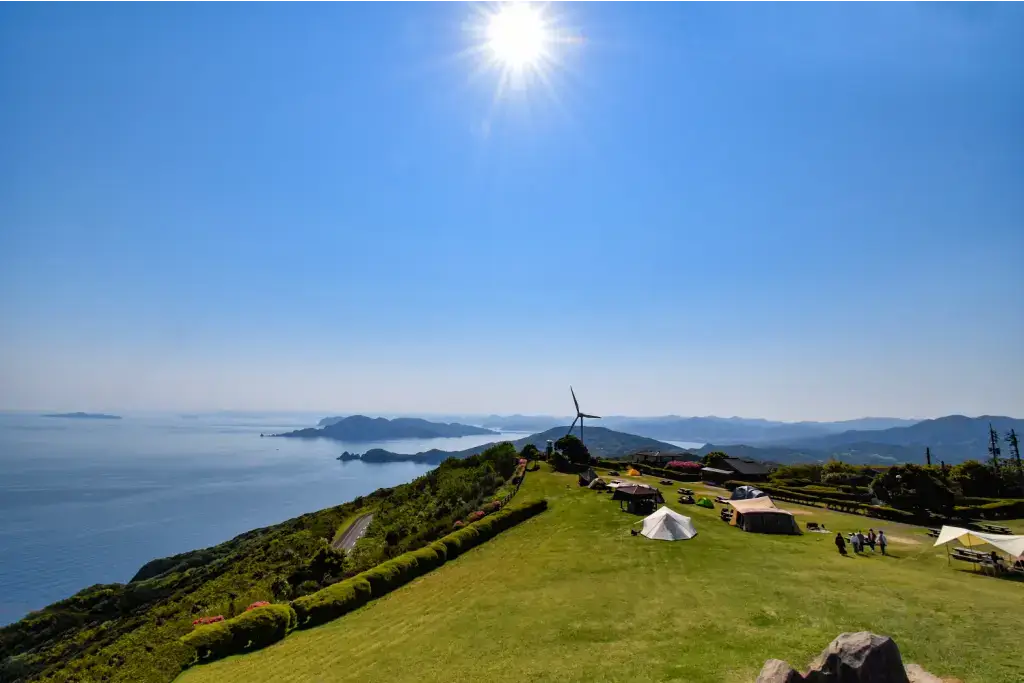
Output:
0,412,526,626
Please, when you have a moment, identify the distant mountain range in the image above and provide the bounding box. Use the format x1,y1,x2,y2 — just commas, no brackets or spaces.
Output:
597,415,919,445
328,415,1023,467
274,416,498,442
42,412,121,420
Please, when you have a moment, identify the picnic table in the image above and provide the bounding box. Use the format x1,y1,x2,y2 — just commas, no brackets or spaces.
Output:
975,523,1012,535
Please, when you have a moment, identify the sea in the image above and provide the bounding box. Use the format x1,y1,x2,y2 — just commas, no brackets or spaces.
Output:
0,412,530,626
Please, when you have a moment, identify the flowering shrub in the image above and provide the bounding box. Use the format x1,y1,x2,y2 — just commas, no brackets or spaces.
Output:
245,601,271,612
666,461,702,471
483,500,502,513
191,615,225,626
467,510,486,523
453,520,465,528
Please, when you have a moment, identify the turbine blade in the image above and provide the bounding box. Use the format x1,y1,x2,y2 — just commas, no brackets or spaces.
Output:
566,416,579,437
579,413,601,419
570,386,579,413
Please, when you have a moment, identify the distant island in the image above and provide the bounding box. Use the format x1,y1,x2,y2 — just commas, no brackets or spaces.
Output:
42,412,122,420
273,415,499,442
336,426,691,464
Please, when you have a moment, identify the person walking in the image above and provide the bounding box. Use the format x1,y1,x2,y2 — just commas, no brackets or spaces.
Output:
835,532,848,556
878,530,888,556
856,530,866,554
867,529,877,552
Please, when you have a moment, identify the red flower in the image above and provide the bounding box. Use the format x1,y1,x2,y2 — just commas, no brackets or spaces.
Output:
192,615,225,626
245,601,271,612
454,520,465,528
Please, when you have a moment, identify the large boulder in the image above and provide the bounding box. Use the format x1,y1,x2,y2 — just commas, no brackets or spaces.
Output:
754,633,949,682
805,632,909,683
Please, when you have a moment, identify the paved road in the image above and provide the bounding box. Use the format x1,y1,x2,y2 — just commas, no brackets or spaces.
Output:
332,513,373,551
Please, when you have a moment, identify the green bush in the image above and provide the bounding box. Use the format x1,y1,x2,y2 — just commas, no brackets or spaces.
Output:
291,577,372,628
953,499,1024,520
181,603,296,663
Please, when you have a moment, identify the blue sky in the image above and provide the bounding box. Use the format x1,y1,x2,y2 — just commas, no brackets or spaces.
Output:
1,3,1022,420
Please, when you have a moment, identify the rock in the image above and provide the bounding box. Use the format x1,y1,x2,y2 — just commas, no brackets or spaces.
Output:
805,632,909,683
757,659,803,683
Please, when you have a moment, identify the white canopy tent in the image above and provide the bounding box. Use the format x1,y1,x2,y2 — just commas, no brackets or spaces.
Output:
637,506,697,541
932,526,1024,558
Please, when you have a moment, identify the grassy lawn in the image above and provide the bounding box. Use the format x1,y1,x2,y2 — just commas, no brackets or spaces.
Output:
178,466,1024,683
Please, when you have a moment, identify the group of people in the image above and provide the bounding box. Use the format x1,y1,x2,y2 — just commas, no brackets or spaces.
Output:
835,528,887,556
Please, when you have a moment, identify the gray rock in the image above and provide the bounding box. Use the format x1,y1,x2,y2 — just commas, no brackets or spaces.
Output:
806,632,909,683
757,659,803,683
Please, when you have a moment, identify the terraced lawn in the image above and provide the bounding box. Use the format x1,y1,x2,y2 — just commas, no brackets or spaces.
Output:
178,466,1024,683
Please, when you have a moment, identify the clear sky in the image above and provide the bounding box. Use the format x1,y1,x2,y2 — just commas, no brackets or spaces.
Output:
1,3,1021,421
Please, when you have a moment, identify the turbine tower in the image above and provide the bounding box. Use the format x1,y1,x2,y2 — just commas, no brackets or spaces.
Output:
567,386,601,447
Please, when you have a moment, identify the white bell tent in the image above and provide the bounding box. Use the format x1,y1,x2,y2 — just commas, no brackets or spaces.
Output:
638,506,698,541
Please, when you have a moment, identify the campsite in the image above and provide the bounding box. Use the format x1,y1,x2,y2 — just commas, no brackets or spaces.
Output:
179,463,1024,683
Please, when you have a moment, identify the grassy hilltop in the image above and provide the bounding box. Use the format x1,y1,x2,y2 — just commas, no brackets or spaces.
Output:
178,465,1024,683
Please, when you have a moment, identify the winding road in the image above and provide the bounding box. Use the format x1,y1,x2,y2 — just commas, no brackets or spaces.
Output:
332,513,373,551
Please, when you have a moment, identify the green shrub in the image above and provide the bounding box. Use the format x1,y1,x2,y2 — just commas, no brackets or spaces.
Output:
291,577,372,628
953,499,1024,520
181,603,296,663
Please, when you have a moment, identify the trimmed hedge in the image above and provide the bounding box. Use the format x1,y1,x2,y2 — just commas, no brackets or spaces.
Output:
953,499,1024,520
181,603,296,662
291,576,372,628
293,498,547,630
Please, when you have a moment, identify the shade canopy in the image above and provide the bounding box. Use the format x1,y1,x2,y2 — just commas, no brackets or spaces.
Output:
932,526,1024,558
639,506,697,541
728,497,780,513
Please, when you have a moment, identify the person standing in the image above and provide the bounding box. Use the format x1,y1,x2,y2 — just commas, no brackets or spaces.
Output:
867,529,877,552
835,532,848,556
878,530,888,556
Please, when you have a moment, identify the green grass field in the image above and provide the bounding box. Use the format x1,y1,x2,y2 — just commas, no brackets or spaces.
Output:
178,466,1024,683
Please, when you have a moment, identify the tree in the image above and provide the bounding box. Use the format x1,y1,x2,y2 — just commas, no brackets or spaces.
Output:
871,464,954,513
925,447,932,467
1006,429,1022,472
520,443,541,461
701,451,729,466
555,434,590,467
950,460,1003,498
988,423,1002,471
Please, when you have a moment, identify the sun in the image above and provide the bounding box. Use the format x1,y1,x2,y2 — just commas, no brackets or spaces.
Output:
485,3,550,71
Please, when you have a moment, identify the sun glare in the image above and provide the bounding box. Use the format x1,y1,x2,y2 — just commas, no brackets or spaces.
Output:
486,3,549,71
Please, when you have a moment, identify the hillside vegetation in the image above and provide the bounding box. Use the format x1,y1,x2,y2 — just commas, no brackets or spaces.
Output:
179,465,1024,683
0,445,521,683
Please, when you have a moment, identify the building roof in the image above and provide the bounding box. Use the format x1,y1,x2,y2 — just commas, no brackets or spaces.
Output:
720,457,772,476
701,467,733,475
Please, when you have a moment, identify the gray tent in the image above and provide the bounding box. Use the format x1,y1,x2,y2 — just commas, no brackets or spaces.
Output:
730,485,766,500
578,467,598,487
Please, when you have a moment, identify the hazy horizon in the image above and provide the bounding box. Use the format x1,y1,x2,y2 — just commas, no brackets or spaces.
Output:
2,4,1022,423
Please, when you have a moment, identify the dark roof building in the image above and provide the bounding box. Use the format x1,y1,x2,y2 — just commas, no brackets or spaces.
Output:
631,450,688,466
704,456,774,481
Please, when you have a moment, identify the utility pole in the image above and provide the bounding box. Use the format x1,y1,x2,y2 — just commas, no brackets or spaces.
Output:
925,447,932,467
988,423,1002,471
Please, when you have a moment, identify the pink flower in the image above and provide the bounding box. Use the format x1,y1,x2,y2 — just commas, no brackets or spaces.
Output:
245,601,271,612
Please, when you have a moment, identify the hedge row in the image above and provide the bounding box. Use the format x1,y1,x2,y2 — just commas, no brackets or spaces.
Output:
953,499,1024,520
181,603,297,662
291,498,548,629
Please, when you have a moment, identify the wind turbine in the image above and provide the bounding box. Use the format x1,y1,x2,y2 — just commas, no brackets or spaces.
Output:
567,386,601,447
